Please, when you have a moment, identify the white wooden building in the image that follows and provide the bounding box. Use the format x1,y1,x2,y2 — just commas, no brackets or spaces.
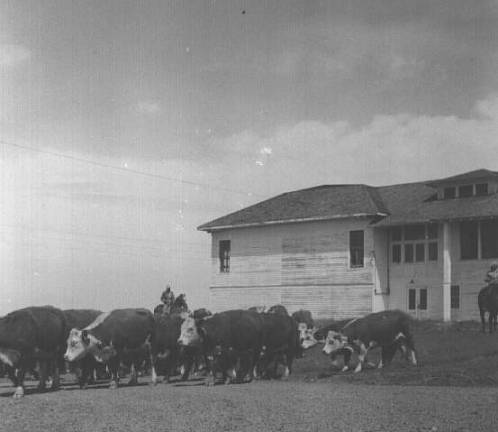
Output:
198,169,498,320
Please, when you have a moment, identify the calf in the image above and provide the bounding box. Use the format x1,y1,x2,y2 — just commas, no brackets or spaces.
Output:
64,309,155,389
322,310,417,373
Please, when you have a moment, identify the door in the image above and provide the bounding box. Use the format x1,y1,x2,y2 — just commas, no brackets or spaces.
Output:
407,285,429,319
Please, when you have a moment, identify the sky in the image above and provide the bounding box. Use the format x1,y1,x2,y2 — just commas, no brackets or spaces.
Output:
1,0,498,315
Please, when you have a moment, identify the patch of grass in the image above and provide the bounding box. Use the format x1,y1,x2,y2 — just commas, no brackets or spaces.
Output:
292,319,498,387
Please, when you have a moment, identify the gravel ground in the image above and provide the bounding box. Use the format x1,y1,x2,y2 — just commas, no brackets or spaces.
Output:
1,378,498,432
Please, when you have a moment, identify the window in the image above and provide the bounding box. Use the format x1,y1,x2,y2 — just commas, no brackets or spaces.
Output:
349,230,364,268
419,288,427,310
391,224,438,264
219,240,231,273
476,183,488,196
481,220,498,259
460,221,478,259
405,224,425,241
404,244,414,263
444,187,456,199
415,243,425,262
408,289,416,310
428,224,438,239
458,184,473,198
391,227,402,242
451,285,460,309
392,244,401,263
428,242,438,261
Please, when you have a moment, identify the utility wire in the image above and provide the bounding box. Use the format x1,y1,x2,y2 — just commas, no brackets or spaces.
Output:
0,138,266,198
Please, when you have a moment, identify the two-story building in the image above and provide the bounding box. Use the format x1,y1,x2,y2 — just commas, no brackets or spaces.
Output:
198,169,498,320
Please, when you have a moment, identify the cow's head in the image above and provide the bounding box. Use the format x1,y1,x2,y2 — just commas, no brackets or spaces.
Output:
64,328,107,362
298,322,318,349
177,315,203,347
322,330,349,355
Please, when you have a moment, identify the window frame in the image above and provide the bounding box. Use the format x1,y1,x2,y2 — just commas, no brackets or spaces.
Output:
218,240,231,273
390,224,439,264
349,230,364,268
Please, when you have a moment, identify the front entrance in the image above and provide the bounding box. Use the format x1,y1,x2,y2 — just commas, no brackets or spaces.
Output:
407,285,429,319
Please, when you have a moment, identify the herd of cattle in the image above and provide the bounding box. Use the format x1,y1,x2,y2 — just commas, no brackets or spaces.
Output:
0,303,419,398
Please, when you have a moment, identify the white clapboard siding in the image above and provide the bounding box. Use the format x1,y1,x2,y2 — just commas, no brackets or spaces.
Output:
208,219,375,318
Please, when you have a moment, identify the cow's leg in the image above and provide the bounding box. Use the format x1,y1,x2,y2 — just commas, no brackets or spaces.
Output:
180,350,193,381
51,358,60,390
354,343,368,373
108,357,120,389
37,360,48,391
12,367,26,398
400,334,418,366
480,308,487,333
128,362,138,386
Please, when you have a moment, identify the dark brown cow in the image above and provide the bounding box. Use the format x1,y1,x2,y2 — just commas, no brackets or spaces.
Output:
0,306,67,398
256,313,300,379
178,309,264,385
64,309,155,389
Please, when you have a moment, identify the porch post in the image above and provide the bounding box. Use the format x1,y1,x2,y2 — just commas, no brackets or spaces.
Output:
442,221,452,321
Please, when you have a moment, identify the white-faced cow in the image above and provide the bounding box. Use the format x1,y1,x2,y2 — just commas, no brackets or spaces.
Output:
63,309,104,388
0,306,67,398
322,310,418,373
64,308,155,389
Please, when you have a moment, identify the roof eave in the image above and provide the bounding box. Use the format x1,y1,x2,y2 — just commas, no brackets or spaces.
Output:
198,212,389,232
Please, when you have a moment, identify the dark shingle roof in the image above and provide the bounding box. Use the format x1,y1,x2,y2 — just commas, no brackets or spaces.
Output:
198,185,389,231
199,169,498,231
425,169,498,186
374,182,498,226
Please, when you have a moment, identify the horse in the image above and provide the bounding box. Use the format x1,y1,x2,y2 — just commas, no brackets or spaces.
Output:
478,283,498,333
153,293,189,316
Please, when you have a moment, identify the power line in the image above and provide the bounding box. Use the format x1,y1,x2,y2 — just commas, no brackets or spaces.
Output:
0,138,266,198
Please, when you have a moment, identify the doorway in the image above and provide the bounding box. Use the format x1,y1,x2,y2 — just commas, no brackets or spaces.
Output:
407,285,428,319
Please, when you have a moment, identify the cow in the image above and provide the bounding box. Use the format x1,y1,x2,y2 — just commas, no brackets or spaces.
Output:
322,310,418,373
150,312,187,384
478,284,498,333
0,306,67,398
178,309,264,385
267,304,289,316
63,309,104,388
256,313,300,379
64,309,155,389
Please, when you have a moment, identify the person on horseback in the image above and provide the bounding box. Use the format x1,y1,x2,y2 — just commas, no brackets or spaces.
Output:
485,263,498,286
160,285,175,314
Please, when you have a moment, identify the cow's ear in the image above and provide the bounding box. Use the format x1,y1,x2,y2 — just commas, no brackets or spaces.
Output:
82,330,90,345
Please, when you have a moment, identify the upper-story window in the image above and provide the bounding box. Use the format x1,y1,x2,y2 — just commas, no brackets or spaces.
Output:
349,230,364,268
219,240,231,273
391,223,438,264
460,219,498,259
458,184,473,198
444,187,456,199
476,183,489,196
443,183,489,199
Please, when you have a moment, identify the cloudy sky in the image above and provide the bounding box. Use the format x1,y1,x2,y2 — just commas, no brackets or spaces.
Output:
1,0,498,314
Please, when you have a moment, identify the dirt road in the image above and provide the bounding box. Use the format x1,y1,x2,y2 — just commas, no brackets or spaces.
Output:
1,378,497,432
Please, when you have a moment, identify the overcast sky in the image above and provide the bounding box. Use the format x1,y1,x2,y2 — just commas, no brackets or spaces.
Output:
1,0,498,315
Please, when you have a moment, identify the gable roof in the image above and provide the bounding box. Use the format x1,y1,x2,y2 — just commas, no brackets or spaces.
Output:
199,169,498,231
